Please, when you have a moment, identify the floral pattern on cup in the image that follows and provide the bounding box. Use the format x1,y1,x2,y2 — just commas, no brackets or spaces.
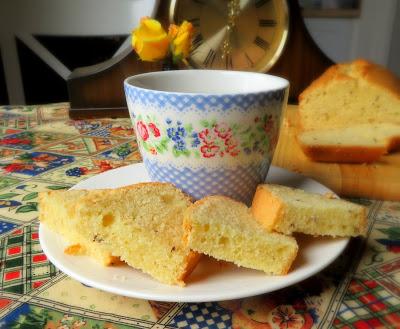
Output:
134,113,279,159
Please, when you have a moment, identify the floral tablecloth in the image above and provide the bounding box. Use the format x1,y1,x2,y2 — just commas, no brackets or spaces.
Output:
0,103,398,329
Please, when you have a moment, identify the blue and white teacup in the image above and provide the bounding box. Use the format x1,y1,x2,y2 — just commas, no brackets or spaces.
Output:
124,70,289,205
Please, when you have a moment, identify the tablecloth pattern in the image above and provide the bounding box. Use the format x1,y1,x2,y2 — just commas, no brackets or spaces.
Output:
0,103,398,329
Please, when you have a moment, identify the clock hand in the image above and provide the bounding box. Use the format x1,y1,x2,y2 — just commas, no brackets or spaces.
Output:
191,26,227,58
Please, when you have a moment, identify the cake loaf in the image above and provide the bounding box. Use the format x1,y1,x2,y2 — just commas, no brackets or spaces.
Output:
298,59,400,163
251,184,367,237
184,195,298,275
39,183,201,286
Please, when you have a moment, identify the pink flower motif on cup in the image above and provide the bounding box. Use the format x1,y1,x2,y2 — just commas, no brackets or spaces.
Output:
199,128,217,145
148,122,161,137
136,121,149,141
264,115,274,134
200,144,219,158
225,137,240,156
214,123,232,139
134,114,277,158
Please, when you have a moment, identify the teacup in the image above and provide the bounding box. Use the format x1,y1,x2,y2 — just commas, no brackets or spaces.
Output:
124,70,289,205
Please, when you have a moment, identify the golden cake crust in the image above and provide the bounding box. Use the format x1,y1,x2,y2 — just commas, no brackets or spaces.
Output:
297,142,389,163
298,59,400,163
251,184,367,237
299,59,400,102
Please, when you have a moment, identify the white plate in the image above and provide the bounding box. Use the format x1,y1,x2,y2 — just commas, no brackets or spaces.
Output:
39,163,349,302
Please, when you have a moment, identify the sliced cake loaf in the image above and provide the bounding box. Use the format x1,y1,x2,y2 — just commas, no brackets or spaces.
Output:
251,184,367,237
184,196,298,275
39,183,201,286
298,59,400,163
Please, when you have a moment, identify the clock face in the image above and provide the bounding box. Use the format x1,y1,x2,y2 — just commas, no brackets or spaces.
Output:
170,0,289,72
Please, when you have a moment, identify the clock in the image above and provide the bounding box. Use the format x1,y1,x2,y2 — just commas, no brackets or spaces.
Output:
170,0,289,72
68,0,334,119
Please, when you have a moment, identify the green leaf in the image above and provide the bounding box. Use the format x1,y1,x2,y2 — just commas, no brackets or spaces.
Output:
172,148,180,157
22,192,38,201
184,124,193,134
242,127,251,134
160,138,169,150
172,52,184,64
0,193,19,199
142,142,151,151
16,204,38,213
200,120,209,128
46,185,68,190
232,124,240,133
160,142,168,152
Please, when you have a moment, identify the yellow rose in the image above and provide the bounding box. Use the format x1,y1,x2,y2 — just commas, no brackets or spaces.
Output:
131,17,169,62
168,21,194,62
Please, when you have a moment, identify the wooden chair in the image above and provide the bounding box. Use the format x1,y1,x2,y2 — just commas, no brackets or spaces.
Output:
68,0,333,119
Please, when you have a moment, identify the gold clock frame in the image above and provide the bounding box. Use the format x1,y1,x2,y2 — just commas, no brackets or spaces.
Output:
169,0,289,72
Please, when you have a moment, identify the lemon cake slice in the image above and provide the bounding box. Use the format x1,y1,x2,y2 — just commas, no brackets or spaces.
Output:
298,59,400,163
251,184,367,237
39,183,201,286
39,188,120,266
184,196,298,275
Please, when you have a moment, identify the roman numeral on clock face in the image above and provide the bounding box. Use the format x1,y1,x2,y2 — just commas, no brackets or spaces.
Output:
259,19,277,27
254,36,269,50
203,49,216,67
192,34,203,51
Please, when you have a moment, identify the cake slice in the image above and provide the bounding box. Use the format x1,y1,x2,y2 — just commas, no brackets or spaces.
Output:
39,188,121,266
184,196,298,275
39,182,201,286
251,184,367,237
298,59,400,163
298,124,400,163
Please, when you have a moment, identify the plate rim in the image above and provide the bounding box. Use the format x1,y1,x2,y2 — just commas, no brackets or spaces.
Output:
39,163,350,302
